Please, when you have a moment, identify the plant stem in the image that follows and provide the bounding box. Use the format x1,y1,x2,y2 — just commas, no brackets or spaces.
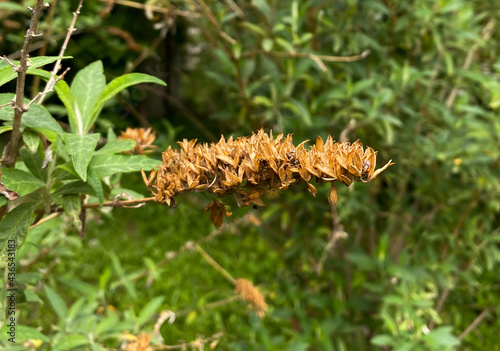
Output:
38,0,84,104
3,0,46,167
195,244,236,285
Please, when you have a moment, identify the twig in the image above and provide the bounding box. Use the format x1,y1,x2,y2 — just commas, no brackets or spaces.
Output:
224,0,244,18
98,0,201,18
0,55,18,70
270,49,371,62
29,212,62,230
188,0,237,45
0,100,14,109
315,202,348,275
54,196,157,212
195,244,236,285
458,308,491,341
31,0,58,98
38,0,84,104
3,0,47,167
445,19,495,108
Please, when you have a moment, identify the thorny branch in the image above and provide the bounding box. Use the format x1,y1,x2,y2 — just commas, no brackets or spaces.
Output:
1,0,47,167
38,0,84,104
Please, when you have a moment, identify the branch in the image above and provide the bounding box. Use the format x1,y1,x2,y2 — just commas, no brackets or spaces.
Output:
55,196,158,212
98,0,201,18
38,0,84,104
458,308,491,341
2,0,47,167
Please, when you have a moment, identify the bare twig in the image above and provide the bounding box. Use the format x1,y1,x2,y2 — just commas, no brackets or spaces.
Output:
31,0,58,98
270,49,371,62
224,0,244,18
53,196,158,212
0,100,14,109
195,244,236,285
445,19,495,108
315,203,348,275
2,1,47,167
98,0,201,18
0,55,18,70
29,212,62,230
458,308,491,341
187,0,236,45
38,0,84,104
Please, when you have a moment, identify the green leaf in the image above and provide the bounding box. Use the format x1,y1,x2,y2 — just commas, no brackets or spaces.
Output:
96,139,136,154
0,56,72,87
53,180,96,196
0,202,37,268
24,289,44,304
89,154,161,179
89,73,166,132
53,334,89,351
371,335,393,346
1,168,45,196
44,285,68,321
137,296,164,327
87,167,104,205
14,325,51,343
424,326,461,348
0,93,64,141
61,195,82,233
53,80,76,130
63,133,100,181
109,251,137,300
70,61,106,134
0,2,30,13
282,98,312,126
0,125,12,134
20,147,46,181
23,128,41,153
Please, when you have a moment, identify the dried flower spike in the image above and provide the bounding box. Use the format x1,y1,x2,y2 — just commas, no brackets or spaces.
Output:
145,129,393,227
235,278,268,317
119,127,157,155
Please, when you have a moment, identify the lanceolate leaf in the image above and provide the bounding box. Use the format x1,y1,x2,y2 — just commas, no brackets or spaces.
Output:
87,168,104,205
63,133,100,181
89,154,161,179
0,202,37,268
96,139,136,154
28,69,77,131
0,56,72,87
70,61,106,135
1,168,46,196
0,94,63,141
88,73,166,132
61,195,82,233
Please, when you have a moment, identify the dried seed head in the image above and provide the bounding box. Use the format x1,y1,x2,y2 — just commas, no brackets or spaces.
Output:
119,127,157,155
235,278,268,317
145,129,393,227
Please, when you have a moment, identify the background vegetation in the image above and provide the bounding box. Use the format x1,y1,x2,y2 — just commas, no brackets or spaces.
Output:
1,0,500,350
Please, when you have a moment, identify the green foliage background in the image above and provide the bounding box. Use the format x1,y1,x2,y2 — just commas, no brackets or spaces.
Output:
1,0,500,350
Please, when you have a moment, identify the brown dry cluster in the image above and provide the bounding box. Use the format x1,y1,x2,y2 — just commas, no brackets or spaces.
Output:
235,278,268,318
143,129,393,227
119,127,157,155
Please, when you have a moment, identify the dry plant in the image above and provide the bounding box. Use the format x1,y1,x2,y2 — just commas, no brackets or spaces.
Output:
234,278,268,318
143,129,393,227
119,127,158,155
